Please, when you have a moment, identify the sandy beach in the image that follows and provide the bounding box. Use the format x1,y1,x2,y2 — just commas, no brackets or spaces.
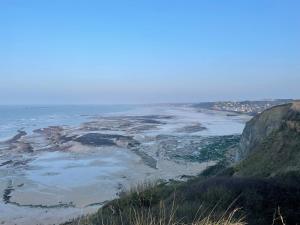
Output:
0,105,250,225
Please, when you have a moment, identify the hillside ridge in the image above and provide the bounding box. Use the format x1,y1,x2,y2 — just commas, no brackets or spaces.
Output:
234,101,300,176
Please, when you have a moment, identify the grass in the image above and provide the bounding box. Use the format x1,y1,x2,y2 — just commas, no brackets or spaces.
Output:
62,137,300,225
195,135,240,162
235,127,300,177
62,113,300,225
62,134,300,225
176,135,241,163
70,196,245,225
63,170,300,225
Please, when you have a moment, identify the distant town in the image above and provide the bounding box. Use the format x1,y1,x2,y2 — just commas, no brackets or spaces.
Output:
193,99,295,115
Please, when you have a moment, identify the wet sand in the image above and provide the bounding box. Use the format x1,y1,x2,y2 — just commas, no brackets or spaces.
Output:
0,105,250,225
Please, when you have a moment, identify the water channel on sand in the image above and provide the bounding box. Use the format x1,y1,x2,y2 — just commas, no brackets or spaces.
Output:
0,105,250,225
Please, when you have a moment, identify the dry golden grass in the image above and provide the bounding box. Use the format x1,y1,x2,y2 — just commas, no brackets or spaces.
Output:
69,180,291,225
77,200,245,225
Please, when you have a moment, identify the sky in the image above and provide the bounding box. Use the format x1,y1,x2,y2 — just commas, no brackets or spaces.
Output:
0,0,299,104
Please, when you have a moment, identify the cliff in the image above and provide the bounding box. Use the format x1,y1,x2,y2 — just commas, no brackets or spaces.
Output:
235,101,300,176
63,102,300,225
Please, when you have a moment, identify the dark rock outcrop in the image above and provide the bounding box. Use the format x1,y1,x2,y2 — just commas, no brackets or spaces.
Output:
74,133,140,148
2,130,27,144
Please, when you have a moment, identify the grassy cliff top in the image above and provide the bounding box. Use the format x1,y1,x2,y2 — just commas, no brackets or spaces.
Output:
235,101,300,177
63,103,300,225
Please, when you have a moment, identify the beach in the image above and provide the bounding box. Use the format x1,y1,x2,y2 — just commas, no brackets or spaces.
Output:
0,105,250,225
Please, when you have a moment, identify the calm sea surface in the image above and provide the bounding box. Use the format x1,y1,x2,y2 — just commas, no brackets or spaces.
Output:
0,105,133,140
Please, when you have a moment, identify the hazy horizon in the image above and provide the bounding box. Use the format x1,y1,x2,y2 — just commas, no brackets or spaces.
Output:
0,98,298,106
1,0,299,104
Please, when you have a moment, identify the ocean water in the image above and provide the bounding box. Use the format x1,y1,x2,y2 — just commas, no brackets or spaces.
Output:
0,104,251,225
0,105,133,141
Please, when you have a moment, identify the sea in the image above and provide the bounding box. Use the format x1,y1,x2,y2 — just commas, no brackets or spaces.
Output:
0,105,134,141
0,104,251,225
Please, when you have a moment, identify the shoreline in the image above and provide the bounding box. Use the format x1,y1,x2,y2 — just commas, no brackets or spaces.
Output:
0,105,250,225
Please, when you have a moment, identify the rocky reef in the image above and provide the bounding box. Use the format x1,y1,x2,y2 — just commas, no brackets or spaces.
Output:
0,105,249,225
70,102,300,225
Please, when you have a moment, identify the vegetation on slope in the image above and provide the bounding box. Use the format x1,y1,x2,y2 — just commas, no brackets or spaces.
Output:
235,127,300,177
64,102,300,225
64,163,300,225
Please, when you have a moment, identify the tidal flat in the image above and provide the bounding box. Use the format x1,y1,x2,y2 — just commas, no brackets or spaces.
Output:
0,105,250,225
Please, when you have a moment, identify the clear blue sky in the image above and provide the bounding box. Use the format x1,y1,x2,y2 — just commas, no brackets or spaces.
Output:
1,0,299,104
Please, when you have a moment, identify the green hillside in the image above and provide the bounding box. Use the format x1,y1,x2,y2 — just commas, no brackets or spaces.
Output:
235,102,300,177
64,102,300,225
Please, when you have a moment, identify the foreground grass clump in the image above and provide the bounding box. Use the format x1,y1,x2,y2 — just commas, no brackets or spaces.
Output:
64,170,300,225
63,103,300,225
65,179,245,225
75,199,245,225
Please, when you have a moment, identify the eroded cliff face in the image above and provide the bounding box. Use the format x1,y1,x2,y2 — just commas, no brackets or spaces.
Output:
235,102,300,162
233,101,300,177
